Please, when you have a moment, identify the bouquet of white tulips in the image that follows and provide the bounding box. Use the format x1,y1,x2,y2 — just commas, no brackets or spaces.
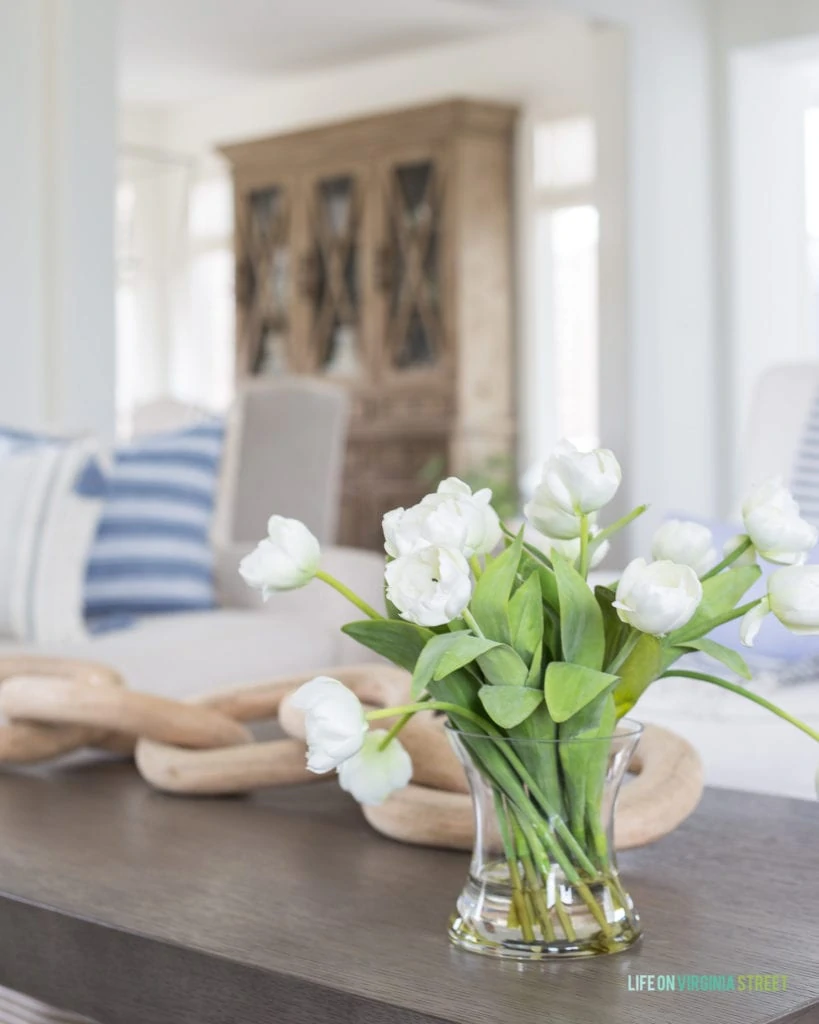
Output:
240,441,819,958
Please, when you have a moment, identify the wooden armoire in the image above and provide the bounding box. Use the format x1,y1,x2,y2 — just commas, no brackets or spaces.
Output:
221,99,517,550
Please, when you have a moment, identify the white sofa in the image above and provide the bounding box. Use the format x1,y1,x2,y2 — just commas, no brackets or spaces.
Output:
0,543,386,699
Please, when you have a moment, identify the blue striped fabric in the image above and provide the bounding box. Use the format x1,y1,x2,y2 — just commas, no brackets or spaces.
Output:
790,393,819,526
84,421,224,621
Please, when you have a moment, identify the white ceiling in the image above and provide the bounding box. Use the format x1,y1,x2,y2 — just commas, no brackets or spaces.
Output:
119,0,532,106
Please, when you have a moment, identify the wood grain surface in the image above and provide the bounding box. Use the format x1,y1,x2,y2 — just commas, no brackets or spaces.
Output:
0,762,814,1024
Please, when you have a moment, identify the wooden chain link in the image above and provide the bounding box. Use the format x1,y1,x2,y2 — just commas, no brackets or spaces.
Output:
0,658,704,851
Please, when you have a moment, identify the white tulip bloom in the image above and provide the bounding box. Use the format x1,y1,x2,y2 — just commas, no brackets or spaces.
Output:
337,729,413,805
524,488,585,540
289,676,367,773
383,500,468,559
723,533,758,568
385,546,473,627
741,478,818,566
532,530,610,569
383,478,501,560
614,558,702,636
741,564,819,647
539,439,622,515
239,516,321,597
651,520,717,576
425,478,502,557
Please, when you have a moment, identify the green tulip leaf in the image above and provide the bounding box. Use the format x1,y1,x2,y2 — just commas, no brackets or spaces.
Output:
477,645,529,687
470,531,523,644
596,585,631,667
552,551,605,669
525,639,544,688
544,662,619,723
410,631,478,699
342,619,435,674
519,550,560,614
508,571,544,665
667,637,752,681
478,684,543,729
612,634,664,718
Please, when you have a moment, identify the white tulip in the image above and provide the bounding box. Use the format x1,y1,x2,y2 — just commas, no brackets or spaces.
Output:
531,529,610,569
741,478,817,566
651,520,717,576
239,516,320,597
385,546,473,627
723,533,758,568
383,500,467,559
741,564,819,647
383,478,501,560
524,487,585,540
337,729,413,805
614,558,702,636
739,600,769,648
539,439,622,515
289,676,367,773
426,478,502,556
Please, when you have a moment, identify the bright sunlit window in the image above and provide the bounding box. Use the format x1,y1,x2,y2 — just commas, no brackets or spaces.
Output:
538,205,600,451
171,174,236,412
533,117,599,454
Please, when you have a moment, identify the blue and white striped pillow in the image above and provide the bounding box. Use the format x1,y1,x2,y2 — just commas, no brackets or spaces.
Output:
84,421,224,621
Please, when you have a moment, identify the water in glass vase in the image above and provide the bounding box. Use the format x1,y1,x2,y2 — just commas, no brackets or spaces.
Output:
447,723,643,960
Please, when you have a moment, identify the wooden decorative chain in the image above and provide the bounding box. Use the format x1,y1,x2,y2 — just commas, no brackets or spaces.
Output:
0,658,704,852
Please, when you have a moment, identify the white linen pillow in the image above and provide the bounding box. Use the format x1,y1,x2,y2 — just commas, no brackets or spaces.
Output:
0,436,104,642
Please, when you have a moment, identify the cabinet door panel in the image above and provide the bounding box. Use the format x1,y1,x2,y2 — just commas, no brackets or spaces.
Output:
372,149,451,386
235,179,295,377
300,165,370,381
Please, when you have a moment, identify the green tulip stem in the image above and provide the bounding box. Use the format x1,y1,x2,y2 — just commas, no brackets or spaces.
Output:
462,608,485,637
671,598,762,645
376,699,431,752
315,569,384,621
470,556,483,580
366,701,490,730
578,514,591,578
661,669,819,743
700,536,753,581
592,504,649,547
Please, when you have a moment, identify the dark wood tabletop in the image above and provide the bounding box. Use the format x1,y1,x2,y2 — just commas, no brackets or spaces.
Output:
0,761,815,1024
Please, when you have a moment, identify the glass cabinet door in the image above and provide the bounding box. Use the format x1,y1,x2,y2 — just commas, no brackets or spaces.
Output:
383,158,444,373
238,184,291,376
304,173,361,377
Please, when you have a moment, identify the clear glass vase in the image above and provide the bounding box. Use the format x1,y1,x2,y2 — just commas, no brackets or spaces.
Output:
447,722,643,960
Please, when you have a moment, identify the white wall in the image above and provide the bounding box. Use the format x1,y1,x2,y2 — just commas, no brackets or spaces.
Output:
714,1,819,506
0,0,116,437
727,52,815,501
717,0,819,49
151,18,598,154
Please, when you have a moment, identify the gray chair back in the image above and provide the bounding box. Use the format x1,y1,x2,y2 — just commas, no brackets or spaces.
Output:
213,377,349,546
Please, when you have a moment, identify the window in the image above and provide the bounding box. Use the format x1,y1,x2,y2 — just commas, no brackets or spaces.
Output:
532,117,599,453
537,205,600,451
171,175,236,412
